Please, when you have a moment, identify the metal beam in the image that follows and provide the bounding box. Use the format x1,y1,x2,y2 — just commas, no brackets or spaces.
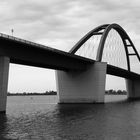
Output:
128,53,136,56
92,32,103,35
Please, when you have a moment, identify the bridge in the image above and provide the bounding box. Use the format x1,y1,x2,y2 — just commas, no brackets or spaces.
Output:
0,23,140,113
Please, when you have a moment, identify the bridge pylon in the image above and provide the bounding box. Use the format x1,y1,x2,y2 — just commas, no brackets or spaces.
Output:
0,56,10,113
126,79,140,100
56,61,107,103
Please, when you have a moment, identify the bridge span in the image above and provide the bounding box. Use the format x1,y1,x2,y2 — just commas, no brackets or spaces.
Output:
0,23,140,113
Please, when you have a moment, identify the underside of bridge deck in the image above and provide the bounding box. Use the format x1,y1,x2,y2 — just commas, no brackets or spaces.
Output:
0,36,94,71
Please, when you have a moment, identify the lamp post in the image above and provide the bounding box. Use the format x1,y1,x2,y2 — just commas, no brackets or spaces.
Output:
11,29,14,36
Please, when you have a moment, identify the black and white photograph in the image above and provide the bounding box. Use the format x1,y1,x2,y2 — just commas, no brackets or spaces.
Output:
0,0,140,139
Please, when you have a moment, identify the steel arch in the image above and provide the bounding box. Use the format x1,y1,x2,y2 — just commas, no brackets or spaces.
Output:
70,23,140,71
69,24,109,54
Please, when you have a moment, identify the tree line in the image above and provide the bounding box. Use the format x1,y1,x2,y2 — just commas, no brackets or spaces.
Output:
105,90,127,95
7,89,127,96
7,91,57,96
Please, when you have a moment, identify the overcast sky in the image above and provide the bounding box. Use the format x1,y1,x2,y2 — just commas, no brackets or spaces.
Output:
0,0,140,92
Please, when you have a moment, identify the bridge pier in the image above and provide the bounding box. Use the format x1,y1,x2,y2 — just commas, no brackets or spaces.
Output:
56,62,107,103
0,56,10,113
126,79,140,100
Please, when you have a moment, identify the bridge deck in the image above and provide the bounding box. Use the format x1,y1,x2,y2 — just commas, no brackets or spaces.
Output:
0,33,139,80
0,33,94,71
107,65,140,80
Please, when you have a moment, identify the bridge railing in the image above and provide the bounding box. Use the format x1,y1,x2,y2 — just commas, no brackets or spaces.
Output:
0,32,56,51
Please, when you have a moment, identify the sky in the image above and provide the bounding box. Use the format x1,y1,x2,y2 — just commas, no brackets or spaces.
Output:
0,0,140,92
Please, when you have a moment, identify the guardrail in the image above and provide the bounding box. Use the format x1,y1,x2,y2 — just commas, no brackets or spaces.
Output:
0,32,55,51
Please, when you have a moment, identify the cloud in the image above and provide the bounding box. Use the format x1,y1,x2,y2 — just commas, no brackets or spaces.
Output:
1,0,140,51
1,0,140,54
1,0,140,91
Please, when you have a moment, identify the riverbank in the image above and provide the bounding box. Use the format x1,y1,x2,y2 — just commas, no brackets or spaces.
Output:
7,91,57,96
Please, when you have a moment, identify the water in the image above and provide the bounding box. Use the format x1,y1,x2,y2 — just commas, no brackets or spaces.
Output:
1,95,140,140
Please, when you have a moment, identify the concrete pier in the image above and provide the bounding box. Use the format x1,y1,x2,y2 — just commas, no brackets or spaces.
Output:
56,62,107,103
126,79,140,100
0,56,10,113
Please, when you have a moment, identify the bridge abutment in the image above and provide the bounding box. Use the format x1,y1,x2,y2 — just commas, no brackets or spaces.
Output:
126,79,140,100
56,62,107,103
0,56,10,113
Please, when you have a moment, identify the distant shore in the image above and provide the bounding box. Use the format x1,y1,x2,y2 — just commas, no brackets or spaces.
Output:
7,89,127,96
7,94,57,96
7,91,57,96
105,90,127,95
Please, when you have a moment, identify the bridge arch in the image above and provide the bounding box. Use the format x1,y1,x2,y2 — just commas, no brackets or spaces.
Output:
70,23,140,72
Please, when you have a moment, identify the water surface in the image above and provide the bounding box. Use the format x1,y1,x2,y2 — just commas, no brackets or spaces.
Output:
0,95,140,140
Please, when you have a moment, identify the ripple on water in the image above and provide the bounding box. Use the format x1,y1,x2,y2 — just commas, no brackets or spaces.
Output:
0,95,140,140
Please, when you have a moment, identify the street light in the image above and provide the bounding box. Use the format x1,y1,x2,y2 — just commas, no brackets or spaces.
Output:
11,29,14,36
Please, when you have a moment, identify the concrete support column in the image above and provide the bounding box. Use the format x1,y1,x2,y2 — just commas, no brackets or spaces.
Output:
56,62,107,103
0,56,10,113
126,79,140,99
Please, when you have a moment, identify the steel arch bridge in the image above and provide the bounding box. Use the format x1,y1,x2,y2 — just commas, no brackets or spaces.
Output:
70,23,140,74
0,23,140,112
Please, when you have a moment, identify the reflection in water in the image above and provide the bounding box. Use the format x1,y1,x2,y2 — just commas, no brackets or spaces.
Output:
0,114,10,140
0,95,140,139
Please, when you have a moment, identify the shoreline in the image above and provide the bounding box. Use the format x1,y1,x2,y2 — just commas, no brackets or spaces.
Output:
7,94,57,96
